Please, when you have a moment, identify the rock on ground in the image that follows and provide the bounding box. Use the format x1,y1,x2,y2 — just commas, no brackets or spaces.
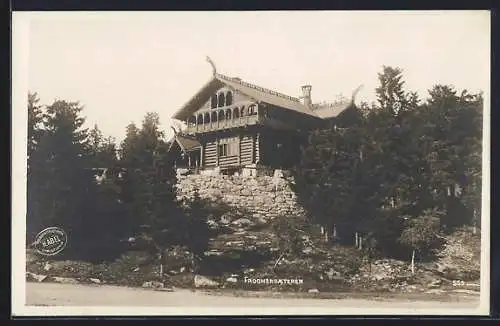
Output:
49,276,80,284
194,275,220,288
142,281,164,289
26,272,47,283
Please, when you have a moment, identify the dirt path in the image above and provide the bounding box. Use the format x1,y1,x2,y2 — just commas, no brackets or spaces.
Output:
25,282,480,311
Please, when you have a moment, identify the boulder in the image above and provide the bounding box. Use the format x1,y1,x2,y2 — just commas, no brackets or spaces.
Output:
142,281,164,289
26,272,47,283
220,215,231,225
194,275,220,288
325,268,343,281
207,219,219,229
428,279,442,288
302,247,313,255
204,250,224,257
225,241,245,248
50,277,80,284
231,218,254,227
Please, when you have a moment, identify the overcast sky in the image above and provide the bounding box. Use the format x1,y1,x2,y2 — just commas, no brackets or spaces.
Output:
20,10,490,143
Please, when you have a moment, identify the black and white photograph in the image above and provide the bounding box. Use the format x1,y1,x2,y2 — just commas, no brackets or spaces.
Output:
12,10,490,316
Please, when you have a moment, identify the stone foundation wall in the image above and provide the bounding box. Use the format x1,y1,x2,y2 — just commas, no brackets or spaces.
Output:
176,172,306,222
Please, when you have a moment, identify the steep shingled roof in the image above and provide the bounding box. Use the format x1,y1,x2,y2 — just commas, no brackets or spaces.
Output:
171,73,320,121
312,101,354,119
168,134,201,153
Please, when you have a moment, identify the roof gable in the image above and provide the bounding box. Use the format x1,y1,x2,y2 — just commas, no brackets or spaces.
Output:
312,101,353,119
172,73,320,121
168,134,201,153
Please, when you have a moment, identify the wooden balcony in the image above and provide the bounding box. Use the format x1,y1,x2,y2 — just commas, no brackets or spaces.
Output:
186,114,260,134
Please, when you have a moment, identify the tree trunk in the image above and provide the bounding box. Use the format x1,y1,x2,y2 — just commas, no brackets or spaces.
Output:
159,252,164,278
472,209,477,235
274,253,286,269
324,229,329,243
368,250,372,275
320,226,325,235
333,224,337,239
359,236,363,250
355,232,358,248
411,249,415,274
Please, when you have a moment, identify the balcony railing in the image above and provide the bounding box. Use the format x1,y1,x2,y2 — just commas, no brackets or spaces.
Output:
186,114,260,134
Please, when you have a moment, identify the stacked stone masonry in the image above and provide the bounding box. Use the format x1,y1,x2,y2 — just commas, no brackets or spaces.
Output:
176,173,307,222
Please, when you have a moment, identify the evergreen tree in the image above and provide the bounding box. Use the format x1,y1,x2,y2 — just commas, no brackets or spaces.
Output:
120,122,141,168
119,112,184,274
293,65,482,258
26,92,45,241
27,92,44,161
181,187,211,264
26,99,97,256
422,86,483,230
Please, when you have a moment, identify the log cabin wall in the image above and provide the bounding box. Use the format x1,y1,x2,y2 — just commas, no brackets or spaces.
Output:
201,131,260,169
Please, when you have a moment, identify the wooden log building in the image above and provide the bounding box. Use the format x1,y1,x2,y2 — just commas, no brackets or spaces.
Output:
169,62,361,175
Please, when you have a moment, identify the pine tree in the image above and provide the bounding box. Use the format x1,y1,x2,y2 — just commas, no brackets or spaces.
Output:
27,92,44,161
26,99,98,257
26,92,45,241
119,112,184,276
181,187,210,264
120,122,141,168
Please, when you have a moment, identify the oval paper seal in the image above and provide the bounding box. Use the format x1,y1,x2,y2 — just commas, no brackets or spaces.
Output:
33,227,68,256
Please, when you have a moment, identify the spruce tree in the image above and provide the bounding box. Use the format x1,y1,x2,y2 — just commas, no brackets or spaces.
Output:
27,99,98,257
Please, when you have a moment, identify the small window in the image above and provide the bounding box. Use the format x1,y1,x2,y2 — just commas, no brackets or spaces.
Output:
197,114,203,124
211,111,218,122
188,116,196,126
218,93,225,107
248,104,257,115
233,107,240,118
218,144,228,157
225,91,233,106
218,142,238,157
211,95,218,109
204,112,210,123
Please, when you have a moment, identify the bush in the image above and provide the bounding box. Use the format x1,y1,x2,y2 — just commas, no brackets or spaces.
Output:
271,215,309,259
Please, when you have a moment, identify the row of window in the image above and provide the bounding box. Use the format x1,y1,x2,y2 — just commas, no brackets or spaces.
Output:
211,91,233,108
189,105,257,125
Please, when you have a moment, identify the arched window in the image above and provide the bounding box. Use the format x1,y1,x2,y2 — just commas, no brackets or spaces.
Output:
218,93,225,107
218,110,225,121
248,104,256,115
204,112,210,124
225,109,232,120
240,106,246,117
211,111,218,123
211,95,218,109
197,114,203,124
225,91,233,106
233,107,240,118
188,115,196,127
